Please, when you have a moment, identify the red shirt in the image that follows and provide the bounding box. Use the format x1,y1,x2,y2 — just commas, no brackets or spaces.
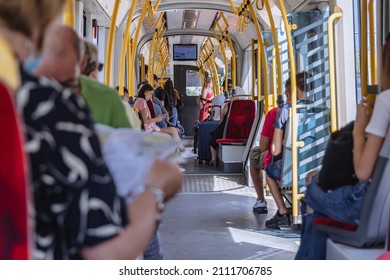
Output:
260,107,279,168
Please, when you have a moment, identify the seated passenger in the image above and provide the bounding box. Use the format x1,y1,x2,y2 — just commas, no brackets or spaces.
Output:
265,72,311,229
295,38,390,259
0,1,182,259
208,101,231,166
222,78,233,100
134,84,186,152
248,106,279,214
163,79,179,126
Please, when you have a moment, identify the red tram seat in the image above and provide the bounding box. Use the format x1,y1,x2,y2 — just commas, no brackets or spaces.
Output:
0,82,30,259
216,98,256,172
216,99,255,145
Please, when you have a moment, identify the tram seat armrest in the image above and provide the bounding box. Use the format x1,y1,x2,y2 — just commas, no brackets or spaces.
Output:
313,217,358,232
216,138,247,145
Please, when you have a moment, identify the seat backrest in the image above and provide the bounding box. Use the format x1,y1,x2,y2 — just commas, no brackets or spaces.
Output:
211,94,226,121
0,82,30,259
318,127,390,247
223,99,256,140
242,100,264,164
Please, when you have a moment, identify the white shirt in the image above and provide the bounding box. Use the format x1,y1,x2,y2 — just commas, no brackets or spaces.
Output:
366,89,390,137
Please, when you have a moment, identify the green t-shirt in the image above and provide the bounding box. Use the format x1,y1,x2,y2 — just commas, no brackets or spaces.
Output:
80,75,135,128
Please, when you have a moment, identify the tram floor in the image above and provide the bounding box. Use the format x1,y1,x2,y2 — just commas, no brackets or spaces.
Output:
159,156,301,260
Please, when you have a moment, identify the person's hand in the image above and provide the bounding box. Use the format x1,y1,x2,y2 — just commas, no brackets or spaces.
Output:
156,115,165,122
354,97,372,132
145,159,183,202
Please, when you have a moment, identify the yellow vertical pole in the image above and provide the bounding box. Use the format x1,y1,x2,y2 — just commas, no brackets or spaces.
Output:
64,0,75,29
361,0,368,98
368,0,377,85
277,0,298,222
247,4,266,104
140,54,145,82
328,7,343,132
272,48,277,108
264,0,282,97
251,39,255,100
129,38,135,96
104,0,120,86
131,1,150,93
221,13,237,90
118,0,137,97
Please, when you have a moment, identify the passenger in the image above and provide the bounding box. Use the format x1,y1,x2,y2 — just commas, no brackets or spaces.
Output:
223,78,233,100
265,72,310,228
163,79,179,126
116,86,130,104
208,101,231,166
248,106,279,214
35,25,141,130
134,83,186,152
0,1,182,259
295,37,390,259
80,39,101,80
197,76,214,121
153,74,173,118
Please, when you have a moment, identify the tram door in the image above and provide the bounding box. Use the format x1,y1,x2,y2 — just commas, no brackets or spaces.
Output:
174,65,203,136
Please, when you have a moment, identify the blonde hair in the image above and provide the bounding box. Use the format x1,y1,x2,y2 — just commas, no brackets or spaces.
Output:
0,0,66,50
82,39,99,76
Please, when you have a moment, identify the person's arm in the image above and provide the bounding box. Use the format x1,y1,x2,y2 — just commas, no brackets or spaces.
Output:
140,108,164,125
271,128,284,156
259,136,270,152
353,99,384,181
82,159,183,259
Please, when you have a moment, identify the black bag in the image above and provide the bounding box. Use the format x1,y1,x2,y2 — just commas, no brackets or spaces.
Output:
317,121,358,191
176,98,184,112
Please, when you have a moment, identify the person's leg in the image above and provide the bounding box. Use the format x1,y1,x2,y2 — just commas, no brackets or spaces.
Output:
249,148,267,214
160,127,185,151
210,145,218,163
170,107,178,127
294,205,328,260
267,175,287,215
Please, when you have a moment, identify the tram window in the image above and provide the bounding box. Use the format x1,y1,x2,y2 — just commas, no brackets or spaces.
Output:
185,70,202,96
353,0,362,100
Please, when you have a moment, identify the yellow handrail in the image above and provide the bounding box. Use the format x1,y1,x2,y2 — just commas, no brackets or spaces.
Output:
127,37,133,96
140,54,145,82
272,48,277,108
118,0,137,97
368,0,377,85
220,13,237,90
104,0,120,86
361,0,368,98
212,28,229,93
131,0,151,93
148,13,165,82
251,39,255,100
264,0,282,97
63,0,75,29
277,0,298,221
328,7,343,133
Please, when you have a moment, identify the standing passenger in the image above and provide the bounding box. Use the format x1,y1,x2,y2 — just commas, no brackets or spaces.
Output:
197,76,214,121
0,1,182,259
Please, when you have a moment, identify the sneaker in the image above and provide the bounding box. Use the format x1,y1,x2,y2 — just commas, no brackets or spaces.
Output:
253,199,268,214
265,211,291,229
178,167,186,173
180,150,198,159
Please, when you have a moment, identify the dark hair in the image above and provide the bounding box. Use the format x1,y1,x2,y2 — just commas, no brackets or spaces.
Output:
153,74,159,82
285,71,312,92
164,79,175,96
137,81,146,91
115,86,128,95
137,83,154,99
223,79,233,88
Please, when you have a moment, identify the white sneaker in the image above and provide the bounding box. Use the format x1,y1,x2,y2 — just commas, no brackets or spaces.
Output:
178,167,186,173
180,150,198,159
253,199,268,214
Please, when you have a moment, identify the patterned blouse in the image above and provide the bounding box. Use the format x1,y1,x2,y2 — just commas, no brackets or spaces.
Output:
17,72,128,259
